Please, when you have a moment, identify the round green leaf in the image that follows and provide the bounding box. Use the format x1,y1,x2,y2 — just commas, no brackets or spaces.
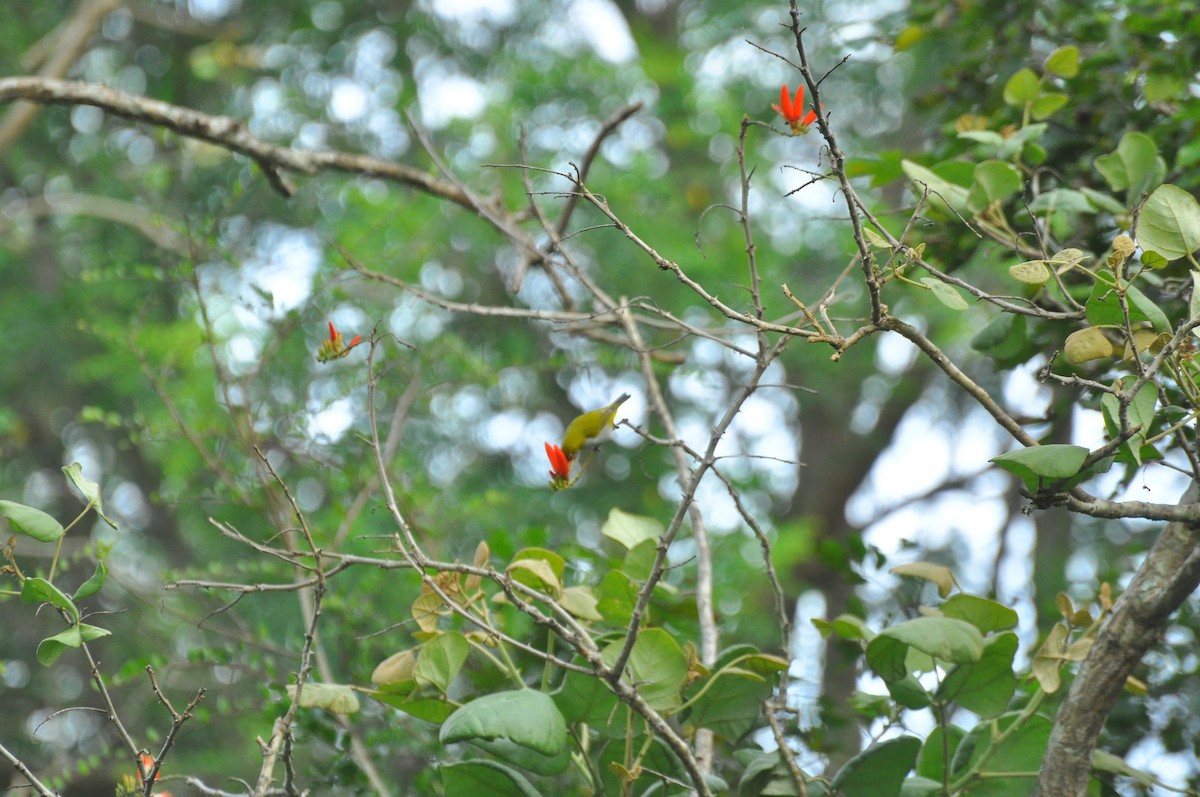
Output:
553,666,620,729
440,689,568,758
940,594,1018,633
601,507,663,549
890,562,956,598
602,628,689,711
1094,132,1160,196
952,713,1053,793
1044,45,1079,78
1008,260,1050,286
415,631,470,693
1137,184,1200,261
596,569,637,626
831,736,921,797
970,160,1022,209
559,585,602,621
902,160,970,214
936,632,1019,718
688,668,775,739
1031,92,1068,120
439,760,542,797
1063,327,1114,364
866,617,984,682
1002,68,1041,105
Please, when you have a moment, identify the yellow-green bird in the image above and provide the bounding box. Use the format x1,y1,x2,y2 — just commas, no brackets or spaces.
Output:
561,393,631,461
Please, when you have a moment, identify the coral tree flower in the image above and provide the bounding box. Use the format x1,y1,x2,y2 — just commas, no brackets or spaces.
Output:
139,753,159,783
544,442,571,487
773,83,819,134
316,320,363,362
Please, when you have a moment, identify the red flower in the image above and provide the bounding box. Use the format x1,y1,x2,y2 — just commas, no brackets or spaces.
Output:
139,753,159,783
316,320,363,362
544,442,571,486
773,84,819,134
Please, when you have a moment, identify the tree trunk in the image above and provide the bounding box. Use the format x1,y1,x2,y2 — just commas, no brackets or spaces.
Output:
1035,482,1200,796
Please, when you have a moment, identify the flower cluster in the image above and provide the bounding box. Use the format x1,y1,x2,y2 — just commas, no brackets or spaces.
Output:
316,320,363,363
773,83,819,134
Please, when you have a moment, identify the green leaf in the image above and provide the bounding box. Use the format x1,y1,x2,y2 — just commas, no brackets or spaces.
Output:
997,123,1047,160
1091,750,1157,789
1027,188,1097,215
36,623,110,666
1063,327,1114,364
831,736,921,797
37,627,81,666
940,594,1018,633
990,444,1089,491
917,725,967,782
21,577,80,622
370,692,456,723
553,666,620,728
1143,73,1183,103
886,674,931,710
559,585,602,621
688,667,775,740
951,713,1053,795
73,561,108,601
414,631,470,693
957,130,1006,148
620,539,657,581
1079,187,1126,214
1031,623,1069,693
971,313,1030,365
920,278,969,311
507,547,564,582
1002,68,1041,105
1094,132,1162,199
902,160,970,215
595,570,637,626
602,628,688,711
471,735,572,777
1084,278,1171,333
286,682,361,713
77,622,111,642
969,160,1022,211
1137,184,1200,261
1031,92,1068,120
0,501,64,542
601,508,663,549
937,632,1019,718
1008,260,1050,286
865,617,984,682
890,562,956,598
813,613,873,641
1100,378,1158,466
371,649,416,685
441,689,568,758
505,548,564,598
439,760,542,797
1044,45,1079,78
62,462,118,530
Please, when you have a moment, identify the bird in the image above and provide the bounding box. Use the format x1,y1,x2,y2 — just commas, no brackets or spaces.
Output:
561,393,631,461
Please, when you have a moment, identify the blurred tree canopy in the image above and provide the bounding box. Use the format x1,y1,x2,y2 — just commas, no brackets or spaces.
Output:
4,0,1200,795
